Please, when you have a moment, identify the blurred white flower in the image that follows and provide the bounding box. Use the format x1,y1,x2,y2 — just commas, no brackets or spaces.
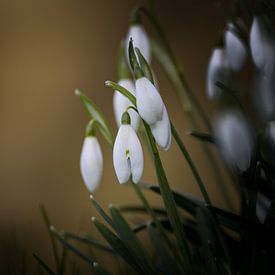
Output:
214,109,254,171
256,193,271,224
113,115,144,184
80,136,103,193
225,22,247,71
125,24,151,65
113,79,140,131
250,15,275,75
207,48,232,100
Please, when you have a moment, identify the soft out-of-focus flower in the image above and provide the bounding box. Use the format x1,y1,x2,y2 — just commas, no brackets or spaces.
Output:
113,112,144,184
135,76,171,150
252,72,275,122
214,109,254,171
80,136,103,192
250,15,275,75
207,48,232,100
125,24,151,65
256,193,271,224
113,79,140,130
225,22,247,71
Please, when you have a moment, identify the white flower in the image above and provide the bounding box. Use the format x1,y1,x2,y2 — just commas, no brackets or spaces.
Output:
125,24,151,65
135,77,164,125
113,121,144,184
207,48,232,100
214,109,254,171
80,136,103,192
250,15,275,75
256,193,271,224
113,79,140,130
225,22,247,71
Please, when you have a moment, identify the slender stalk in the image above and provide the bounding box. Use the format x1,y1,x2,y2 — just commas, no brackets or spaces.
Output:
171,123,212,205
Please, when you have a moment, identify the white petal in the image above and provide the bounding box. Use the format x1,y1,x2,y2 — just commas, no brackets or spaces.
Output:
150,106,171,150
225,24,247,71
128,127,144,183
214,109,254,171
113,125,131,184
256,193,271,224
207,48,231,100
113,79,140,130
136,77,164,124
80,137,103,192
125,24,151,64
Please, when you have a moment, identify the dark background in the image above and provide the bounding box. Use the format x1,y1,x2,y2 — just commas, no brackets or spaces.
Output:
0,0,236,273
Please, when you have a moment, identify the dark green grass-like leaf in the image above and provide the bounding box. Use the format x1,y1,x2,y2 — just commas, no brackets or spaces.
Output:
109,206,156,274
92,217,142,274
187,129,215,144
75,89,114,146
33,253,56,275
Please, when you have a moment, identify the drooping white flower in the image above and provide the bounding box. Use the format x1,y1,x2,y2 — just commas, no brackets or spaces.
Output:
250,15,275,75
80,136,103,192
113,113,144,184
207,48,232,100
225,22,247,71
135,77,164,125
214,109,254,171
125,24,151,65
113,79,140,130
256,193,271,224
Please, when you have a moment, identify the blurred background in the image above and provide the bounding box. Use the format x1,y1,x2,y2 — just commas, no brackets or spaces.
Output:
0,0,236,273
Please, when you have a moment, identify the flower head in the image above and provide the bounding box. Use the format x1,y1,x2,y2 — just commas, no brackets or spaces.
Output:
113,112,144,184
80,135,103,193
113,79,140,130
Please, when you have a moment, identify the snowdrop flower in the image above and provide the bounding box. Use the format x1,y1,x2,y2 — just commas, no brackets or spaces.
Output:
256,193,272,224
135,76,171,150
113,112,144,184
214,109,254,171
80,131,103,193
250,15,275,76
207,47,232,100
225,21,247,71
125,24,151,65
113,79,140,130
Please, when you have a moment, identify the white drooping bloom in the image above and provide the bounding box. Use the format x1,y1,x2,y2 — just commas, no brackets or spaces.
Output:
113,79,140,130
207,48,232,100
250,15,275,75
214,109,254,171
135,76,171,150
125,24,151,64
225,22,247,71
80,136,103,192
113,122,144,184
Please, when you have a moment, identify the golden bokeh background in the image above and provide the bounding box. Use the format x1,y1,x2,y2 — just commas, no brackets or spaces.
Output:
0,0,236,272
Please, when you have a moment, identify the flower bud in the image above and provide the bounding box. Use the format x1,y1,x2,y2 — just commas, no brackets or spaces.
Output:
214,109,254,171
80,136,103,192
207,48,232,100
225,22,247,71
125,24,151,65
250,15,275,76
113,79,140,130
113,121,144,184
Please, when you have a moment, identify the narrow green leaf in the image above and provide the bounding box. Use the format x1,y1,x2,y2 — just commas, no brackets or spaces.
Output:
33,253,56,275
187,129,215,144
75,89,114,146
50,226,94,266
109,206,156,274
120,205,167,216
93,262,111,275
92,217,142,273
105,81,136,105
90,195,115,228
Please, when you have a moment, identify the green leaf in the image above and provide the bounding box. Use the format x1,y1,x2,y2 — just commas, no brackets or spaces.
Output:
90,195,115,229
105,81,136,105
50,226,94,266
120,205,167,217
93,262,111,275
33,253,56,275
75,89,114,146
92,217,142,273
187,129,215,144
109,206,156,274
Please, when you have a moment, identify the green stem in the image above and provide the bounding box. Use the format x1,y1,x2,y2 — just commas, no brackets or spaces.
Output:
171,123,212,205
143,122,193,271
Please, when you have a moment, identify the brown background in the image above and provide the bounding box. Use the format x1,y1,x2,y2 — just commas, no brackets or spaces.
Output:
0,0,236,273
